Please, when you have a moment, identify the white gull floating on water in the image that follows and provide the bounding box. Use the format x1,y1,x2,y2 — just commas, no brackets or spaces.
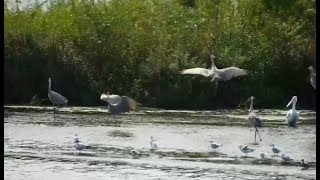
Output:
209,140,222,152
150,136,159,151
74,134,91,152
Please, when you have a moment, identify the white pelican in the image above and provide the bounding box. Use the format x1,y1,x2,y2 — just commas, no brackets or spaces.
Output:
285,96,300,127
247,96,263,142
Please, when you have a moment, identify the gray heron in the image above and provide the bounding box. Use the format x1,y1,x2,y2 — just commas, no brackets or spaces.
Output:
308,66,316,90
181,54,248,82
285,96,299,127
100,92,139,126
48,78,68,121
247,96,263,142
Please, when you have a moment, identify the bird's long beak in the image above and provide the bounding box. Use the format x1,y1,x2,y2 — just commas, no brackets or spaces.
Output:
286,98,293,108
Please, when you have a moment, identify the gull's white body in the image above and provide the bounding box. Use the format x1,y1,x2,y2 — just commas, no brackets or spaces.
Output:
150,136,159,150
270,144,282,156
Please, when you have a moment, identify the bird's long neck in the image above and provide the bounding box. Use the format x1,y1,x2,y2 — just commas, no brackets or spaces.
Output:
48,80,51,93
292,102,296,110
249,99,254,112
210,56,217,71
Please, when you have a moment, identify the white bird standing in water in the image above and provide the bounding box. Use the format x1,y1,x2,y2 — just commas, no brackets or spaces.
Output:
48,78,68,121
238,145,254,157
150,136,159,151
209,140,222,152
308,66,316,90
270,144,282,156
285,96,300,127
247,96,263,143
181,54,248,82
100,92,139,126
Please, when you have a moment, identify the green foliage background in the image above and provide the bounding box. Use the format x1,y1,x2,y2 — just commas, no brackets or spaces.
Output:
4,0,316,109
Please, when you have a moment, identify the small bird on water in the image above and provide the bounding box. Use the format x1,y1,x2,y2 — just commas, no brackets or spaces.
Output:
301,159,310,170
73,134,91,152
150,136,159,151
238,145,254,157
280,153,294,162
270,144,282,156
181,54,248,83
209,140,222,152
260,152,268,159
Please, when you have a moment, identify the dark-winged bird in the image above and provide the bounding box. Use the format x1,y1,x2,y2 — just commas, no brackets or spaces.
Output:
100,92,139,126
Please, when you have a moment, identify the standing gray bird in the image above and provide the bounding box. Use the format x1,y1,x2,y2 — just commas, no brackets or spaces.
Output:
270,144,282,156
48,78,68,121
247,96,263,143
100,92,139,126
308,66,316,90
181,54,248,82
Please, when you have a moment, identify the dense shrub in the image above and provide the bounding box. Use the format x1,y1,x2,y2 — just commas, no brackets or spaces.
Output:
4,0,316,109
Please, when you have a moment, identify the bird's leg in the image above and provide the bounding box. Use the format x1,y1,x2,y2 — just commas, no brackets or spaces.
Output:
53,106,56,121
254,130,257,143
254,126,262,141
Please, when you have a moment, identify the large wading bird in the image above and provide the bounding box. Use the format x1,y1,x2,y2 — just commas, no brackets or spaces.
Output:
48,78,68,121
247,96,263,143
285,96,300,127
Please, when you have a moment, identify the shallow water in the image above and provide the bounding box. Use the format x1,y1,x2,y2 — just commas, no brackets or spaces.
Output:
4,106,316,179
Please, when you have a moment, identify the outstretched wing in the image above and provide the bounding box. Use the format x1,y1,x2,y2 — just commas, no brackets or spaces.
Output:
224,67,248,78
181,68,213,77
120,96,139,112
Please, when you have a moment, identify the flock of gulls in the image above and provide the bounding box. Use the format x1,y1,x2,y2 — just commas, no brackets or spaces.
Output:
7,53,314,171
